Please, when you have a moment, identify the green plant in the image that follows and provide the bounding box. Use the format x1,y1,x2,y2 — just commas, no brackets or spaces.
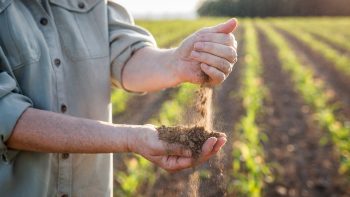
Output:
273,21,350,77
231,20,271,197
111,89,130,116
115,155,156,197
258,21,350,175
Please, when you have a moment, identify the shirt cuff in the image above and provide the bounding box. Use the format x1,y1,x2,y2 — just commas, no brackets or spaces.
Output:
0,93,32,163
111,41,154,94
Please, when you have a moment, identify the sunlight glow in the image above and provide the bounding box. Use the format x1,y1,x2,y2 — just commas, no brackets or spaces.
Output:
116,0,199,19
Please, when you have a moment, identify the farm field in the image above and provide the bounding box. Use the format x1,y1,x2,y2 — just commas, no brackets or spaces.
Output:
112,17,350,197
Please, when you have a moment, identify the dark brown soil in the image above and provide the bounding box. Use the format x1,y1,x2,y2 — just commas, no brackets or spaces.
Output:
157,125,223,158
257,27,349,197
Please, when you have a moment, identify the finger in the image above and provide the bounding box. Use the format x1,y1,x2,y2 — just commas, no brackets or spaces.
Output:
200,18,238,34
195,33,236,47
191,51,232,74
197,137,218,163
233,38,238,50
217,132,227,138
232,57,238,65
201,137,217,156
161,156,194,172
162,143,192,157
194,42,237,63
200,63,226,85
213,137,227,153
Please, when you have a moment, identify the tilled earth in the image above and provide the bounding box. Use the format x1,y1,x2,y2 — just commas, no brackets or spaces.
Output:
257,28,348,197
112,24,350,197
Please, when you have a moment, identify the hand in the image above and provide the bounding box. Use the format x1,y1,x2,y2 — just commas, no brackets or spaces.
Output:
172,18,238,86
128,125,227,172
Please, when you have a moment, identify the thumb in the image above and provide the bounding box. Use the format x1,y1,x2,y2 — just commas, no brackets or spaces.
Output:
203,18,238,34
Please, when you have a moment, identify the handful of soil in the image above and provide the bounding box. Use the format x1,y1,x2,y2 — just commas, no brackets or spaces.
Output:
157,125,223,158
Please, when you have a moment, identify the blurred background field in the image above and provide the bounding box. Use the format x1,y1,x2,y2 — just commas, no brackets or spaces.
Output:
112,1,350,196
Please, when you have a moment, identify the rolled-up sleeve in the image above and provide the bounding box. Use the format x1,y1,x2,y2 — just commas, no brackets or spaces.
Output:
0,51,32,162
108,1,156,90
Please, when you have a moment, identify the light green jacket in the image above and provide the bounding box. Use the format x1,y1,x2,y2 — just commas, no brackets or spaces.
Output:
0,0,155,196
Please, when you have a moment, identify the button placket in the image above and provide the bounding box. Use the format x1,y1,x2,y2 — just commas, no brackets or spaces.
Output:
36,6,72,196
26,2,72,195
58,153,72,197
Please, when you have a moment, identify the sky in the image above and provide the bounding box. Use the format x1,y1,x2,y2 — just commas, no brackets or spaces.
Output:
116,0,200,19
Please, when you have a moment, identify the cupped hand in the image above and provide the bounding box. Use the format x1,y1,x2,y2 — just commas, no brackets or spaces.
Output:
129,125,227,172
172,18,238,86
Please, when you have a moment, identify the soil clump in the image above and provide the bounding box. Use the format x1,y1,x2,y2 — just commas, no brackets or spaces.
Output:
157,125,223,158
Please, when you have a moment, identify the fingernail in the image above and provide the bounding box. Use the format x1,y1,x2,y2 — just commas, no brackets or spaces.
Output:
222,138,227,144
191,51,200,58
219,133,227,138
209,137,218,143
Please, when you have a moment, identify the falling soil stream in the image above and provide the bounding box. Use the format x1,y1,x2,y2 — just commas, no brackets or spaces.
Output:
150,55,244,196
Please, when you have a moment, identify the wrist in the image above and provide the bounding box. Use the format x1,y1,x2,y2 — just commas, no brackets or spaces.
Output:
126,124,157,155
168,48,186,86
125,125,139,153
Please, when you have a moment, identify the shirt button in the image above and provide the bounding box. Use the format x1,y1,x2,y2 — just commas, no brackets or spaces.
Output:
40,17,48,26
61,104,67,113
54,58,61,67
62,153,69,159
78,2,85,9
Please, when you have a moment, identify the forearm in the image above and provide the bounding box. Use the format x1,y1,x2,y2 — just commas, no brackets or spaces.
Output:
122,47,182,92
7,108,138,153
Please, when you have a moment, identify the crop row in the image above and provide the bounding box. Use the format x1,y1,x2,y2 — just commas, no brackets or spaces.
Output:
285,20,350,53
272,21,350,77
230,20,271,197
113,17,350,196
269,18,350,43
301,27,350,53
273,18,350,33
258,21,350,175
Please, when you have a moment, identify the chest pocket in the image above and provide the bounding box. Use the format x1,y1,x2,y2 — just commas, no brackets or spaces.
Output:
50,0,108,62
0,0,41,70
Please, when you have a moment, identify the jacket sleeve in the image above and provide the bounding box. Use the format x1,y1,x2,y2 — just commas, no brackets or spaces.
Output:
108,1,156,91
0,46,32,163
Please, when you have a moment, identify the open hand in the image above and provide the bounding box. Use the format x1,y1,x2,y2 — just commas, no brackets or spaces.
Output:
172,18,238,86
129,125,227,172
